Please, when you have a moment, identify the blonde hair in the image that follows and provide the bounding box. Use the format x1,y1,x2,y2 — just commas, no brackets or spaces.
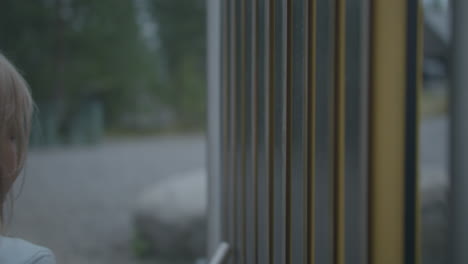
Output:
0,53,33,218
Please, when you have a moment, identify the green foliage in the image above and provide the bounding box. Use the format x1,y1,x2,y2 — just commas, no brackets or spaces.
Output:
0,0,56,101
64,0,159,123
132,229,153,258
0,0,206,140
0,0,157,123
147,0,206,124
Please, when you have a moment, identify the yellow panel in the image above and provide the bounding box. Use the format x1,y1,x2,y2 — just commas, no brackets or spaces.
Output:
369,0,407,263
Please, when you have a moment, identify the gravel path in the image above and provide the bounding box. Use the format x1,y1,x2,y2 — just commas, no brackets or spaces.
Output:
420,115,448,190
7,134,206,264
420,115,449,264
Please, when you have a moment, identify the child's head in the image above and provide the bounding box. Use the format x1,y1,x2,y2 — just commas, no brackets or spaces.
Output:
0,53,33,209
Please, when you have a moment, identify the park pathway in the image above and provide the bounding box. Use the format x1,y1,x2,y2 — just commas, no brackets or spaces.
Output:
8,134,206,264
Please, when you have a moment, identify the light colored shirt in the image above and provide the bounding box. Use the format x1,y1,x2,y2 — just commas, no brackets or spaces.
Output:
0,237,56,264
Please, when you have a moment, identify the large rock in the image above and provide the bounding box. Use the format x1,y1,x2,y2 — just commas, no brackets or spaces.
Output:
133,169,207,260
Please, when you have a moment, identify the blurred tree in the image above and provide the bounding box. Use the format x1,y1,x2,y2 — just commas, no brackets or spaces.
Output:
64,0,158,124
147,0,206,125
0,0,56,102
0,0,206,140
0,0,158,129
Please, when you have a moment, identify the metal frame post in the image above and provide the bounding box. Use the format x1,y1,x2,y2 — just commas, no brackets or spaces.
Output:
449,0,468,263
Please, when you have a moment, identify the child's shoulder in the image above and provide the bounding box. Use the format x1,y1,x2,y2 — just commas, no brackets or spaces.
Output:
0,236,56,264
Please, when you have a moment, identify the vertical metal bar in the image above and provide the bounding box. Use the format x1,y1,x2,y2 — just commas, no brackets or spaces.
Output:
286,0,292,262
449,0,468,263
314,0,335,262
416,6,423,263
285,4,292,262
272,0,288,263
267,0,275,263
251,0,259,261
359,1,371,263
228,1,237,263
219,0,229,241
333,0,346,263
344,0,370,263
307,0,317,263
289,0,307,262
284,0,290,261
256,0,271,263
245,0,257,262
234,0,246,262
221,0,230,245
207,0,222,257
368,0,407,263
404,0,421,264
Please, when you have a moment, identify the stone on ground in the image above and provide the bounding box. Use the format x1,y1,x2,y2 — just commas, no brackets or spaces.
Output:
133,168,207,260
